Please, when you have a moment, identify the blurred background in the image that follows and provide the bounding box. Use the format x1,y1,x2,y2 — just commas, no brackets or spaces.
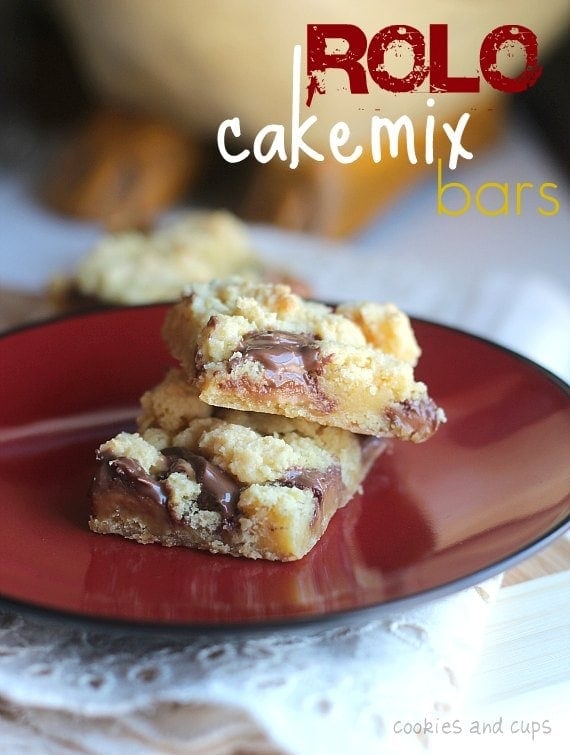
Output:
1,0,569,378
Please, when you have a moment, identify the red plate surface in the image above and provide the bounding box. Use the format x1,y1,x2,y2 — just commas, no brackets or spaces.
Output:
0,305,568,633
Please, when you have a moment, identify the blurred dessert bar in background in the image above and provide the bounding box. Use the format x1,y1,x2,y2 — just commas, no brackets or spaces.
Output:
48,210,311,313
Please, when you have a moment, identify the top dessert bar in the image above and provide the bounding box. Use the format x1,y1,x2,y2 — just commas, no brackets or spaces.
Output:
163,279,445,440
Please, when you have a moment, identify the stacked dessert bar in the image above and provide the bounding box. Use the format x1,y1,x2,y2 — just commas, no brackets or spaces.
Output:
89,279,445,560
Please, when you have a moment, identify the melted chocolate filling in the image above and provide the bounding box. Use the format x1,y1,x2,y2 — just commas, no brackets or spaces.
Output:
161,447,241,526
231,330,325,388
93,447,241,528
94,453,168,503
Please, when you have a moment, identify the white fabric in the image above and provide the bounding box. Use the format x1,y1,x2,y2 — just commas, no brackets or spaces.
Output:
0,118,568,753
0,579,501,755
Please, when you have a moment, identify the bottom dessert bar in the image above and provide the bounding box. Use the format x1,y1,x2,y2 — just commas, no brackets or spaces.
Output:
89,369,387,561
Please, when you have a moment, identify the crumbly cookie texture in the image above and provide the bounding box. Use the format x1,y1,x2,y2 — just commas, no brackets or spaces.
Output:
89,369,387,561
66,211,262,305
49,211,311,311
139,367,214,434
162,279,445,440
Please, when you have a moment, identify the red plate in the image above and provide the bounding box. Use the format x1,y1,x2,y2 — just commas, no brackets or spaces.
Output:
0,305,568,633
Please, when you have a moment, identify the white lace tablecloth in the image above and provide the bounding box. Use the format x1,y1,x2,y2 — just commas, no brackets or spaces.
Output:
0,118,568,753
0,579,501,755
